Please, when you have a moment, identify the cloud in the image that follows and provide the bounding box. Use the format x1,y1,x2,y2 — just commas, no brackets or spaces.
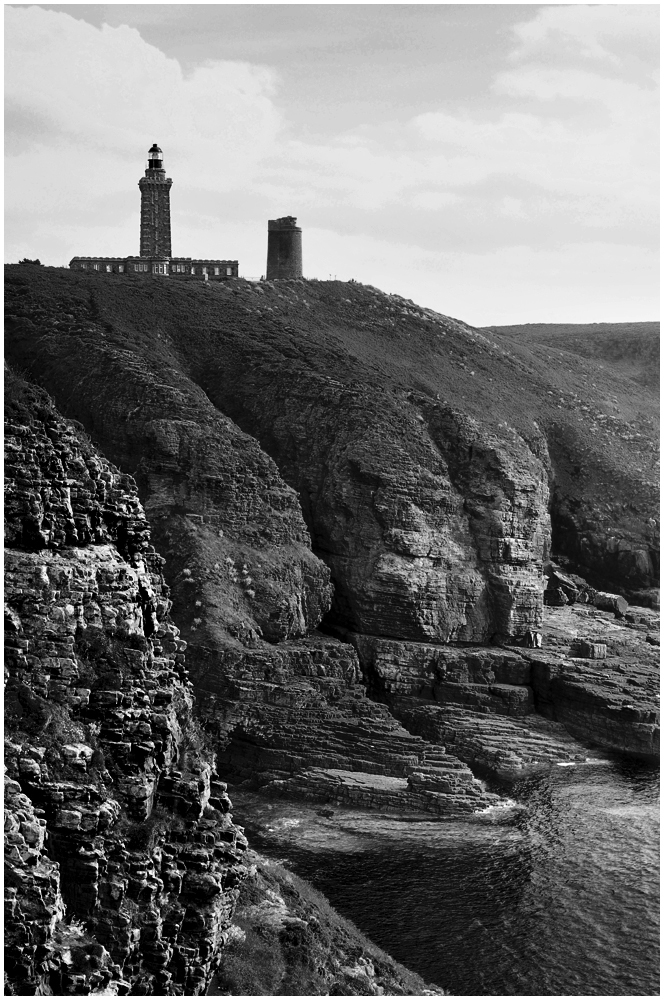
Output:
509,4,659,70
414,94,656,209
410,192,460,211
5,6,282,219
259,5,657,242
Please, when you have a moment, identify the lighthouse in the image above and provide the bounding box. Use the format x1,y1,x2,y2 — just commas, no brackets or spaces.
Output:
138,143,172,258
69,143,239,279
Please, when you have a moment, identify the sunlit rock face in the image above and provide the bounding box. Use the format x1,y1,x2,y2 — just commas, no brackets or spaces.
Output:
195,353,551,646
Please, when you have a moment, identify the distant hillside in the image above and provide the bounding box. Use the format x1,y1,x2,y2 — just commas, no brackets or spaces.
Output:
481,322,660,390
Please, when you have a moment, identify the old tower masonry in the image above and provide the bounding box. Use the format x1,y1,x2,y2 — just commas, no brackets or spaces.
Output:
138,143,173,258
266,217,303,280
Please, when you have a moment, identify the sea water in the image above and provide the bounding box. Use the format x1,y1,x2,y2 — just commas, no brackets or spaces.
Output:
248,759,659,996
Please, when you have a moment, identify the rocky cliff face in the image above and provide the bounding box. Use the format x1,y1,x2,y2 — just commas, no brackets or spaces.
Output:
4,370,248,995
4,266,658,742
482,321,660,602
5,267,552,648
200,378,550,646
350,599,659,780
3,266,556,812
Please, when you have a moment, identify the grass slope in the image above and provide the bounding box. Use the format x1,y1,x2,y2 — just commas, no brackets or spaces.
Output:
209,852,444,996
481,322,659,390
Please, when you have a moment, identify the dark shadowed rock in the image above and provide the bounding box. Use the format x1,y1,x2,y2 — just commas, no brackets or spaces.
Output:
4,371,248,995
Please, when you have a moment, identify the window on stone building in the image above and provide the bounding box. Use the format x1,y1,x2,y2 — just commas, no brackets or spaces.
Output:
118,265,125,273
93,263,99,270
191,267,196,274
226,267,232,276
106,264,112,272
214,267,220,275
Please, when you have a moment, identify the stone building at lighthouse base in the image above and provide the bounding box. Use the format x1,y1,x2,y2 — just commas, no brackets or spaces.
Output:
69,256,238,280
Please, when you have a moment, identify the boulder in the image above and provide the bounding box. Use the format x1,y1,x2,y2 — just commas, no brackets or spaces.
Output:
594,591,629,618
545,567,580,604
544,587,569,607
571,640,607,659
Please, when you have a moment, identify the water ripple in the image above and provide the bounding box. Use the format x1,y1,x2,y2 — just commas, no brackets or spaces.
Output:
250,760,659,996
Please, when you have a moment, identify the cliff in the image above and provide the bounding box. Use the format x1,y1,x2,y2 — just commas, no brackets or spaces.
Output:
6,268,657,610
4,369,248,995
4,265,659,995
480,320,659,603
3,352,447,996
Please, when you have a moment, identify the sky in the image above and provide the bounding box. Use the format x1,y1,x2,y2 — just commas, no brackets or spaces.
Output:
4,3,659,325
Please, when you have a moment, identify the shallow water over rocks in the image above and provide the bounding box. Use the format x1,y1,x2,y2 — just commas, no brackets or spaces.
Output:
235,759,659,996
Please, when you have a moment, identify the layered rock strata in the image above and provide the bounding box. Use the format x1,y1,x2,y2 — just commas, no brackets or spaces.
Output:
199,365,550,646
390,704,597,783
546,423,659,599
349,599,659,778
528,602,659,759
4,371,248,996
193,634,501,816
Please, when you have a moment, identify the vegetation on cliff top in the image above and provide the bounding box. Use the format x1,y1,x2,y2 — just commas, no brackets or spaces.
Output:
481,321,659,390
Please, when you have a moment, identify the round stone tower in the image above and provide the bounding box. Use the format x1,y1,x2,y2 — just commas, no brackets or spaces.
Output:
266,216,302,279
138,143,172,258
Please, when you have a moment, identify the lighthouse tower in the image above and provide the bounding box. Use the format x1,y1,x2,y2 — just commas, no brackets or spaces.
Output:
266,216,302,279
138,143,172,258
